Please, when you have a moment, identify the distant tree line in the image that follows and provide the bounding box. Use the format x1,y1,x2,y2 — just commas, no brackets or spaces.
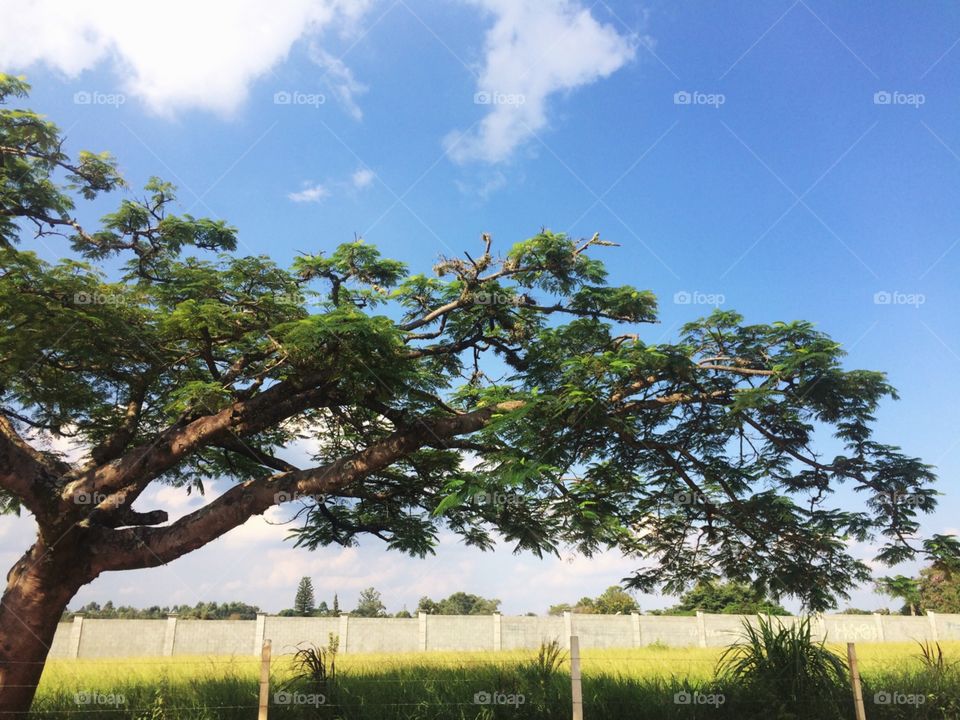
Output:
278,579,504,618
73,573,951,623
549,586,640,615
61,600,261,621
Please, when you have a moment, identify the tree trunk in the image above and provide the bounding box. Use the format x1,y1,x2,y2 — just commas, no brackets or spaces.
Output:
0,540,88,716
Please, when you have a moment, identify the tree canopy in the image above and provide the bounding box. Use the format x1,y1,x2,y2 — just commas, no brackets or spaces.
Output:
549,585,640,615
353,587,388,617
417,591,501,615
654,580,788,615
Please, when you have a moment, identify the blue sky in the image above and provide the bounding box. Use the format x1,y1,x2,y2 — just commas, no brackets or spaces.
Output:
2,0,959,615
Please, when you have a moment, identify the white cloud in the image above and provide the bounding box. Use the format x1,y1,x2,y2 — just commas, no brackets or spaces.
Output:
289,167,377,202
445,0,637,164
0,0,372,116
351,167,376,189
288,182,331,203
309,45,369,120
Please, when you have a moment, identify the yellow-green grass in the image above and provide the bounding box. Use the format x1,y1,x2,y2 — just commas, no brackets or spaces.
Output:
37,641,960,685
30,642,960,719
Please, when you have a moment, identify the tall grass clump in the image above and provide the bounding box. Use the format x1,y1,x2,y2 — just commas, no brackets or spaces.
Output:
717,615,848,719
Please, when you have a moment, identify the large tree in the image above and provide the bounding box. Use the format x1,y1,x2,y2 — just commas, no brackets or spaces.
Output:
0,74,957,713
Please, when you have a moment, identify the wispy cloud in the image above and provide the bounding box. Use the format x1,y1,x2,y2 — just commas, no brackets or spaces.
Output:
288,182,331,203
289,166,376,203
351,167,376,189
445,0,637,164
310,44,369,120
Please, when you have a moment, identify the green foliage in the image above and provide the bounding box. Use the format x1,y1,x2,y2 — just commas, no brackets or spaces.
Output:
919,567,960,613
657,581,789,616
61,600,260,620
876,575,922,615
717,616,848,717
352,587,387,617
416,591,501,615
551,586,640,615
293,577,316,617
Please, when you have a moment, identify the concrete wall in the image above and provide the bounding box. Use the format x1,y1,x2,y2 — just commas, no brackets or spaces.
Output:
171,620,253,656
77,619,167,657
46,612,960,658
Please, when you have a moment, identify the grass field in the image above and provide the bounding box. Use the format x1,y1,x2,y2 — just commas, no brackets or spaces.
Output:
29,642,960,719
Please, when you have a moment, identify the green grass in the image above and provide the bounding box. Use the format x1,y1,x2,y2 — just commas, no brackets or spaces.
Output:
29,642,960,719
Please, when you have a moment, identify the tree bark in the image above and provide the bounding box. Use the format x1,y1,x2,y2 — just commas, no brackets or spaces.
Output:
0,539,89,716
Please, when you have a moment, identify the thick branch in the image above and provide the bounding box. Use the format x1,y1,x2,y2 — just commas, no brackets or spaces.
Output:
96,401,523,571
0,414,67,518
65,375,333,504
